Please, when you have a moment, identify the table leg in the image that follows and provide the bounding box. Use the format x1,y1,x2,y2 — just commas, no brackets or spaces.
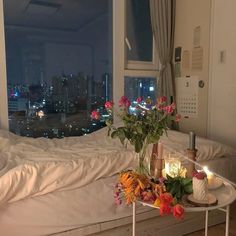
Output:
225,205,230,236
132,202,136,236
205,210,208,236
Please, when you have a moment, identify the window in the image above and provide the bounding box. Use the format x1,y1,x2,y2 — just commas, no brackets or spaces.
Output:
123,0,159,105
3,0,112,138
125,76,157,102
125,0,158,70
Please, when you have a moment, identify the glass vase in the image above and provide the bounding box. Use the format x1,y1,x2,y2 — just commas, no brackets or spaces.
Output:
137,144,150,175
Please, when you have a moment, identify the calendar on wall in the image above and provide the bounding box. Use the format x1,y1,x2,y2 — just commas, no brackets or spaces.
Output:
176,76,199,118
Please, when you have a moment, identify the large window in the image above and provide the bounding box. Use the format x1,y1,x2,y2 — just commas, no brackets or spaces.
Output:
3,0,112,138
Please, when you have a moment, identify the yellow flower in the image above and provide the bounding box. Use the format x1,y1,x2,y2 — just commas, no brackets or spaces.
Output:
154,198,161,207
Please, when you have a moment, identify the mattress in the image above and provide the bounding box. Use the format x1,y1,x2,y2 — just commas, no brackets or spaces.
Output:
0,156,235,236
0,175,154,236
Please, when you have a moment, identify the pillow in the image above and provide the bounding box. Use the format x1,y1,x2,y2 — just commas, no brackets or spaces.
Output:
160,130,236,161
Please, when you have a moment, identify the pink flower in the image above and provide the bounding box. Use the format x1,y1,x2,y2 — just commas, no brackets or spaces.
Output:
136,96,143,104
105,101,113,109
125,99,131,108
156,103,163,111
172,204,184,219
160,192,173,205
141,191,155,203
162,103,176,114
158,96,167,104
119,96,128,107
91,110,100,120
193,171,207,180
160,203,172,216
114,198,122,206
175,114,181,122
118,96,131,108
156,97,168,110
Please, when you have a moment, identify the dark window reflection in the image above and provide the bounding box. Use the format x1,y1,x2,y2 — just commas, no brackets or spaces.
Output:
4,0,112,138
126,0,153,62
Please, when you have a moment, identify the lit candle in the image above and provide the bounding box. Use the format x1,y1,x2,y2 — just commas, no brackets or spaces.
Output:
162,169,166,178
203,166,215,186
165,155,181,177
189,131,196,150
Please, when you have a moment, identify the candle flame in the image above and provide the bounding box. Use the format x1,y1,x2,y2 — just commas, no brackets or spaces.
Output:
203,166,211,175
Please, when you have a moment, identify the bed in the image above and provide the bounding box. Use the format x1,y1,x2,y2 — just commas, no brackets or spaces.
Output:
0,127,235,236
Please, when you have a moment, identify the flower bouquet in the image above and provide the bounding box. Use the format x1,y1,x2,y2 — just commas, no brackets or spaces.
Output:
91,96,190,220
114,171,187,219
92,96,180,174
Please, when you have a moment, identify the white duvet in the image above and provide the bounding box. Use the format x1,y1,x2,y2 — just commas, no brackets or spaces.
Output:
0,128,138,205
159,130,236,162
0,127,235,205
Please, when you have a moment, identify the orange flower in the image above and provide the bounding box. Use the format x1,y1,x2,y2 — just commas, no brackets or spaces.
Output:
134,185,142,196
172,204,185,220
151,182,165,195
154,197,161,207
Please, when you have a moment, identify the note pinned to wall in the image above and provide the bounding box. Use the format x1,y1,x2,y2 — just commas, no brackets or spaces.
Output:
176,76,199,119
192,47,203,71
182,50,190,71
193,26,201,48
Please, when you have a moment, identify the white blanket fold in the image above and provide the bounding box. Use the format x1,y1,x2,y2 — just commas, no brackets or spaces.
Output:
0,128,137,204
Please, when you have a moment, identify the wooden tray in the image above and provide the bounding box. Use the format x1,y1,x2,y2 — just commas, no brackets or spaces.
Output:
187,193,218,207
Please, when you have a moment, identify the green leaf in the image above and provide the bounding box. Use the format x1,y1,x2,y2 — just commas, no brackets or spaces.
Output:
181,178,192,186
136,125,143,134
184,184,193,194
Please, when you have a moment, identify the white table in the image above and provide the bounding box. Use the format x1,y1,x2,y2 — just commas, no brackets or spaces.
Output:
132,181,236,236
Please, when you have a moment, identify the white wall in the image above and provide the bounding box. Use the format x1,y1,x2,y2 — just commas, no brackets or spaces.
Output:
175,0,236,148
208,0,236,148
174,0,211,137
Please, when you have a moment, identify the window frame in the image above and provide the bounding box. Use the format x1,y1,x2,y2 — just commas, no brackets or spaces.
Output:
0,0,8,130
124,0,159,71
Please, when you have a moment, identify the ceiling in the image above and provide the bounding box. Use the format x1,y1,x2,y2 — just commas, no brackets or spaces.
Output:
4,0,109,32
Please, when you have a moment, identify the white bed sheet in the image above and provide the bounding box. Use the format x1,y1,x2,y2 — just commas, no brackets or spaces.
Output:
0,175,153,236
0,156,235,236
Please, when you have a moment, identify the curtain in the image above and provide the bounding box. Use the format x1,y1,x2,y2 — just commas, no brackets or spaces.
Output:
149,0,176,104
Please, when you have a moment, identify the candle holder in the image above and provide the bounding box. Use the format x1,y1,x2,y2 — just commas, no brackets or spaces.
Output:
164,154,181,178
185,148,197,178
150,142,163,178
